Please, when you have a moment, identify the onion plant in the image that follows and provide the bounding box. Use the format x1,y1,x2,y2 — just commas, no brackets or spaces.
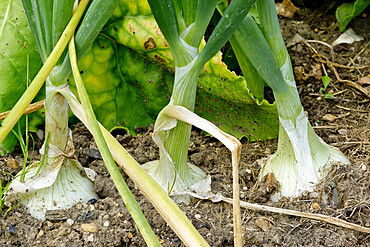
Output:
140,1,259,244
1,0,97,219
143,0,256,199
218,0,350,199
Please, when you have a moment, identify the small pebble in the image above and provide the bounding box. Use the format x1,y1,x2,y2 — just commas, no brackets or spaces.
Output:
338,129,348,135
194,214,201,219
8,225,16,234
38,230,44,237
116,212,124,217
81,223,98,233
243,186,248,191
66,219,74,226
361,163,366,171
312,202,320,210
314,28,319,33
87,234,94,242
6,158,20,169
103,221,110,227
240,193,245,199
87,198,98,204
102,215,109,220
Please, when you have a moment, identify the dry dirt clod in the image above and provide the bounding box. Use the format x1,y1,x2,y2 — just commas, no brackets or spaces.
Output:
81,223,98,233
323,114,337,121
6,158,20,169
255,218,271,232
66,219,74,226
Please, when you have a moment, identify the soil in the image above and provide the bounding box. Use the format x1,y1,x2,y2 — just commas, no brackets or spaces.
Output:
1,6,369,247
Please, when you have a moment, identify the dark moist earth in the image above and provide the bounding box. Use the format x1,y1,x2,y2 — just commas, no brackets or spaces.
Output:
1,7,369,247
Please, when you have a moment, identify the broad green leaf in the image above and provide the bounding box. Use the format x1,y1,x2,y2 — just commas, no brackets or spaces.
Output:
197,52,278,140
72,1,278,141
0,0,43,154
105,14,174,68
68,35,173,132
336,0,370,32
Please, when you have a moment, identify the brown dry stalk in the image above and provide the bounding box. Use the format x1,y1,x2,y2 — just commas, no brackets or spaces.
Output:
312,54,370,98
222,197,370,234
335,105,369,113
302,41,370,98
313,53,369,70
0,100,45,121
346,41,370,67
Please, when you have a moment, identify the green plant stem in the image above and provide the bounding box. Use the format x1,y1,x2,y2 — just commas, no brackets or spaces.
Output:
181,0,218,47
163,62,203,186
22,0,47,61
255,0,302,121
52,0,74,48
197,0,256,66
44,81,69,152
68,36,160,246
0,0,89,145
152,0,257,188
39,0,53,57
46,0,120,158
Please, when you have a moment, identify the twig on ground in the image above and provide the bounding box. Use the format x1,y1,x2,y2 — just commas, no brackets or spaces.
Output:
346,41,370,67
306,40,335,61
332,89,348,96
350,58,364,77
312,54,370,98
335,105,369,113
221,197,370,234
313,53,369,70
331,141,370,146
302,41,370,98
313,126,341,129
309,93,356,102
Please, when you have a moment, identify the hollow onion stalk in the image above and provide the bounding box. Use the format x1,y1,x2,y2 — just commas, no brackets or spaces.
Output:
220,0,350,198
